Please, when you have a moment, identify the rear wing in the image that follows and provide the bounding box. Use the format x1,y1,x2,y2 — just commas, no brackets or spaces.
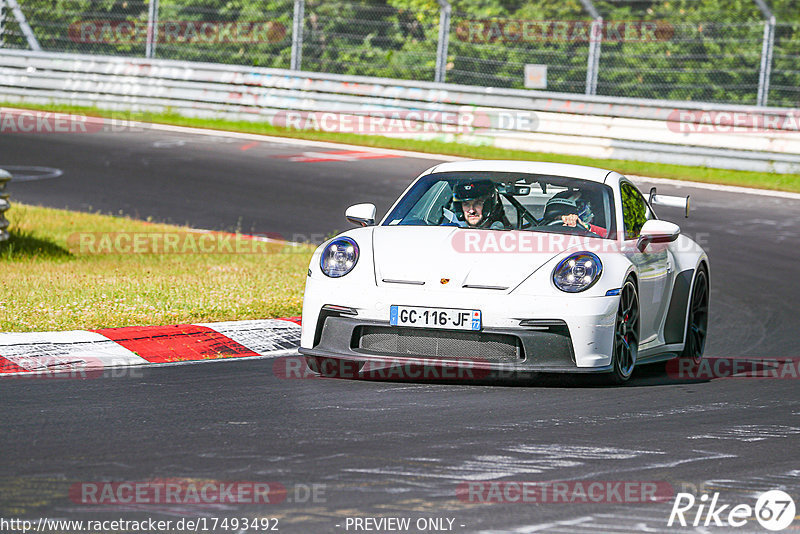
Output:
648,187,690,218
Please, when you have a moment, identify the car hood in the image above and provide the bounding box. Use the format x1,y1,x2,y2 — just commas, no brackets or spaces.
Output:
371,226,581,292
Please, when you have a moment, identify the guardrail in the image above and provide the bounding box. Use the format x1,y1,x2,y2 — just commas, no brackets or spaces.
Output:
0,169,11,242
1,49,799,174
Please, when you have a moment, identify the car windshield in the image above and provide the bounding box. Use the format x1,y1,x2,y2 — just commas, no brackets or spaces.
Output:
383,171,617,239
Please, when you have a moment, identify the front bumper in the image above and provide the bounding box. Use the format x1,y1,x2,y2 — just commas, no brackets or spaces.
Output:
300,315,613,373
301,279,619,369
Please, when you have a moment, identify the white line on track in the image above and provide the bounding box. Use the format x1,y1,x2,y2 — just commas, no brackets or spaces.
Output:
547,450,738,484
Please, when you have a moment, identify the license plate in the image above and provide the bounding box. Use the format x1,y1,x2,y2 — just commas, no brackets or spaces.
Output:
389,305,481,331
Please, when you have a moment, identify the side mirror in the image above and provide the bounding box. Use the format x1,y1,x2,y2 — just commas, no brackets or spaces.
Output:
345,203,376,227
637,219,680,251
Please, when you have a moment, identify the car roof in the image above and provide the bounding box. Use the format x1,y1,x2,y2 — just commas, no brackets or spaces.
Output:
425,160,614,184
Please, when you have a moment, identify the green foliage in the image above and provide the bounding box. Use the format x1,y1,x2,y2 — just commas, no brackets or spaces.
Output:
620,183,647,239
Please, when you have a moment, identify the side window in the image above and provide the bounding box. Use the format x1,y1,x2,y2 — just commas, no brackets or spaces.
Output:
620,183,653,240
406,181,451,224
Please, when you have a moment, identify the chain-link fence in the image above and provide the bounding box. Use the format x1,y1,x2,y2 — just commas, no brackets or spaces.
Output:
2,0,798,107
447,9,595,95
155,0,293,67
772,22,800,107
301,1,439,81
0,0,295,66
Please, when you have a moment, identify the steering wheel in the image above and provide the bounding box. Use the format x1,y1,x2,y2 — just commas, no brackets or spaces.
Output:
542,218,602,237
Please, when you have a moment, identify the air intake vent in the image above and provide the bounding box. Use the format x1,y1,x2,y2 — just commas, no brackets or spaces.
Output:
354,326,523,362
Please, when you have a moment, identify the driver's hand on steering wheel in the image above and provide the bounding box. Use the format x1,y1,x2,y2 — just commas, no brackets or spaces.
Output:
561,214,593,232
560,214,580,227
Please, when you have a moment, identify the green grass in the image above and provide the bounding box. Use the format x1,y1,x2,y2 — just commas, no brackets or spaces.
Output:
5,102,800,193
0,203,314,332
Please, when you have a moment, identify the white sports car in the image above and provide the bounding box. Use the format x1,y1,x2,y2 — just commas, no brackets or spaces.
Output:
300,160,709,383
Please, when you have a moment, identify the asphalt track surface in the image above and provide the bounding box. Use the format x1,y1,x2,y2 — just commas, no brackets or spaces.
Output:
2,127,800,533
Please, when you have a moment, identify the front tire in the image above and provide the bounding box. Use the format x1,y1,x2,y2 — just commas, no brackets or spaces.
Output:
609,279,640,384
680,267,709,364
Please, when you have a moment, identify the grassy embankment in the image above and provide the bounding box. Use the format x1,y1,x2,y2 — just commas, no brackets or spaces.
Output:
0,204,314,332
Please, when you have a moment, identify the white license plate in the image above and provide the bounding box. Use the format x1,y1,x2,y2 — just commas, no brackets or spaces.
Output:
389,305,481,331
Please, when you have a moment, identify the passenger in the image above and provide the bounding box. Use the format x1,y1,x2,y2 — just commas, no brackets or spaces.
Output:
542,191,607,237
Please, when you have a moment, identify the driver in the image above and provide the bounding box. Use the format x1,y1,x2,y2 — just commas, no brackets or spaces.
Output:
542,191,607,237
452,179,510,229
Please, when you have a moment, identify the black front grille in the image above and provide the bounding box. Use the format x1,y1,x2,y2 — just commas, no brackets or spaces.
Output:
354,326,524,362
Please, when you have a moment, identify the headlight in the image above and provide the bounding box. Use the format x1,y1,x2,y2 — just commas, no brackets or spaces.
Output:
552,252,602,293
320,237,359,278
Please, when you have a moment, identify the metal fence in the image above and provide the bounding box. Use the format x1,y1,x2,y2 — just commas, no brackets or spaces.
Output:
3,49,800,175
1,0,798,108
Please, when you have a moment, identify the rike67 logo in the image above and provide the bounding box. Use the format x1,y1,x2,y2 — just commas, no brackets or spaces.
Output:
668,490,796,531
